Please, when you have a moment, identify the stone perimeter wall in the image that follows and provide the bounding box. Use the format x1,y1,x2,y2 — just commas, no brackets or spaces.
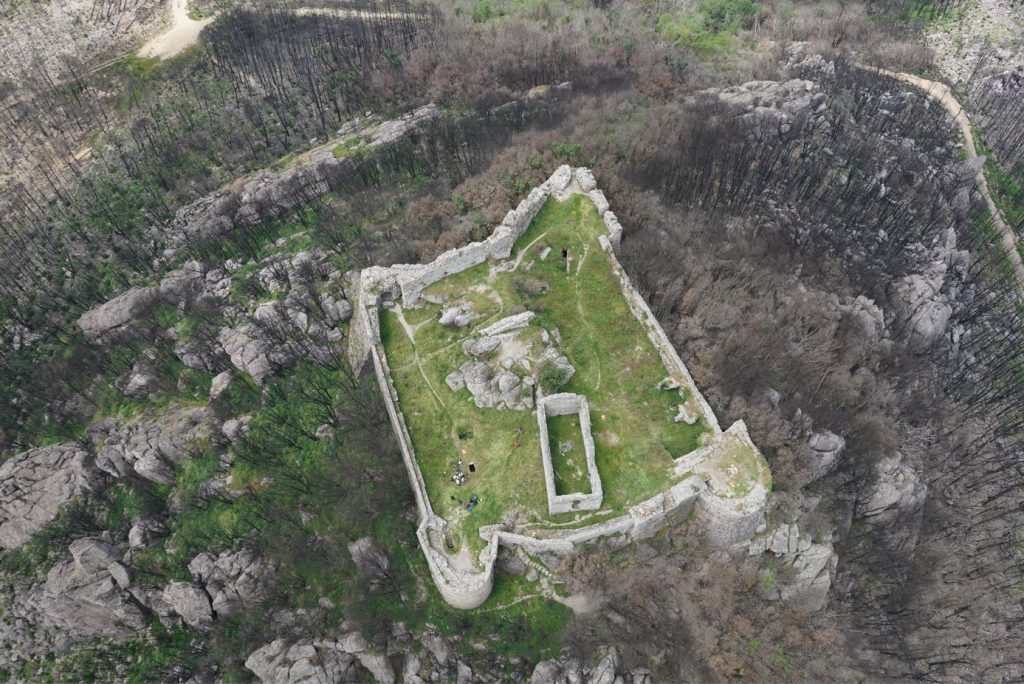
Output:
536,393,603,515
347,166,769,609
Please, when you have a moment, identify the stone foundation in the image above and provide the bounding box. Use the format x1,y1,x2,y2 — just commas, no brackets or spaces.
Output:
537,392,602,515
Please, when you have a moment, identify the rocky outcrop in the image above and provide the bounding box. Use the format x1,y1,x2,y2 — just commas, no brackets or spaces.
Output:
175,336,227,373
440,304,477,328
710,78,827,141
188,548,274,618
445,360,534,410
218,322,290,384
752,523,837,612
128,517,168,549
889,271,952,352
114,349,161,399
77,286,162,343
348,537,390,591
88,404,214,485
530,646,649,684
0,443,96,550
168,105,439,250
11,539,146,639
245,633,394,684
163,581,214,631
857,453,928,552
807,430,845,480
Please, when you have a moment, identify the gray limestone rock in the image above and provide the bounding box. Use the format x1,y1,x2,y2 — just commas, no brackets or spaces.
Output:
209,370,233,400
348,537,391,590
175,337,226,373
163,581,214,631
478,311,535,336
439,304,477,328
245,633,393,684
808,430,845,480
159,260,206,304
889,272,952,352
77,286,161,343
857,453,928,552
839,295,888,345
11,539,146,639
89,404,213,485
219,323,290,384
462,336,501,358
221,415,253,443
754,523,837,612
0,443,96,550
188,549,274,618
245,639,359,684
128,518,168,549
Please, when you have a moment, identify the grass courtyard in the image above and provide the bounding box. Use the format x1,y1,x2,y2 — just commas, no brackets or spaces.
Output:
379,194,707,555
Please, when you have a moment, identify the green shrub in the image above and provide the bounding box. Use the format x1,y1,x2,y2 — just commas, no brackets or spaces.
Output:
539,363,571,392
471,0,495,22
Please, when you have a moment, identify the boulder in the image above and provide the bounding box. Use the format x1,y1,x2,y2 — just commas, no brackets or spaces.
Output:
245,639,359,684
857,453,928,552
889,272,952,352
175,337,226,373
219,323,290,384
159,260,206,304
0,443,96,550
77,286,161,343
163,581,214,631
753,523,837,612
439,304,477,328
245,633,393,684
128,518,168,549
11,539,146,639
478,311,534,336
221,415,252,443
89,404,213,485
116,351,161,399
807,430,845,480
209,370,233,400
188,549,274,618
839,295,888,345
462,336,501,358
348,537,390,590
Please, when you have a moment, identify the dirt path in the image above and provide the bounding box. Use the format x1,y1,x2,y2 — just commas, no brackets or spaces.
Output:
394,305,446,409
865,65,1024,284
138,0,214,60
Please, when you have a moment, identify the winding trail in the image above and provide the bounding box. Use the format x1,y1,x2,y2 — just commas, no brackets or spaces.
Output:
865,65,1024,284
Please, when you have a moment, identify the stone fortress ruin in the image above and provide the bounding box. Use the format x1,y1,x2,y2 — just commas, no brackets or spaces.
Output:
347,166,772,609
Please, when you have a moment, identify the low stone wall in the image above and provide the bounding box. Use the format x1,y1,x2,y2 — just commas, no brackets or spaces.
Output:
479,474,705,555
596,231,721,433
537,393,603,515
395,178,566,306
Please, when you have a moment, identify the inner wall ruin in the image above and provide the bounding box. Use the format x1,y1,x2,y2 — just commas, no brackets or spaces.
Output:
537,392,603,515
348,166,771,609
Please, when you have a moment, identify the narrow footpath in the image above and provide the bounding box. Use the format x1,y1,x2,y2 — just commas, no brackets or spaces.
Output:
865,65,1024,284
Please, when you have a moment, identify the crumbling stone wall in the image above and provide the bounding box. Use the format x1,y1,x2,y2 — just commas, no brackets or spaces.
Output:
537,392,602,515
347,165,771,610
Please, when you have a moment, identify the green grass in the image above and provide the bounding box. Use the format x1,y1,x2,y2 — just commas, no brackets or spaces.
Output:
547,413,591,495
380,194,707,553
332,136,366,159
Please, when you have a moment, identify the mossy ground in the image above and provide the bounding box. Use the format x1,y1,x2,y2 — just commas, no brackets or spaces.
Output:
380,194,707,555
